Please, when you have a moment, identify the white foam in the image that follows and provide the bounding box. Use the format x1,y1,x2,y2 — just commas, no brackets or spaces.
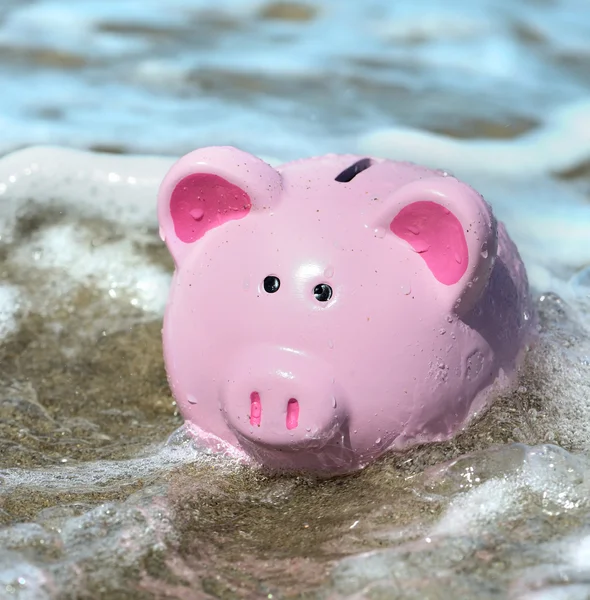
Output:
0,488,178,598
432,477,517,536
429,445,590,537
0,425,237,495
0,284,23,340
359,100,590,177
332,444,590,597
432,444,588,537
569,268,590,307
375,15,487,43
0,147,172,240
509,530,590,598
11,221,170,314
0,424,247,596
567,534,590,570
0,552,51,600
518,586,590,600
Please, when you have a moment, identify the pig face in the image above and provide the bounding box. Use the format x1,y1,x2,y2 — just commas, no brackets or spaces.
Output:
157,146,503,473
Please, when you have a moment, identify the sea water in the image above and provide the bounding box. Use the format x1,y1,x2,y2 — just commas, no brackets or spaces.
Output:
0,0,590,598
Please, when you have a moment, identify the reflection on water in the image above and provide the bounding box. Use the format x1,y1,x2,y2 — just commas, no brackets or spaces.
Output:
0,0,590,598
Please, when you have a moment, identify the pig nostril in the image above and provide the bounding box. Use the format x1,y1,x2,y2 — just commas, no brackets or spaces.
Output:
286,398,299,430
250,392,262,426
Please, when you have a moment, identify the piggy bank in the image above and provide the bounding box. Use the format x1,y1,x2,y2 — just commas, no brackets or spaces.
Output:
157,146,534,474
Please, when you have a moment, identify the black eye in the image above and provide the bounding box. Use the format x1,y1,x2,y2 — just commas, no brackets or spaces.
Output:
314,283,333,302
263,275,280,293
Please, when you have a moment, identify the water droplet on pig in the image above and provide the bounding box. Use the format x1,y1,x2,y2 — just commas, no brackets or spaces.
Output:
400,282,411,295
324,265,335,278
190,208,205,221
328,339,334,349
375,437,381,444
353,430,358,434
373,226,386,239
455,253,463,264
481,243,489,259
446,315,454,323
332,397,337,408
159,226,166,242
306,427,311,432
187,394,197,405
439,328,446,335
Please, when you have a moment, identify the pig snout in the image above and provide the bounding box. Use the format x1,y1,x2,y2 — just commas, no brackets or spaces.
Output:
221,347,343,450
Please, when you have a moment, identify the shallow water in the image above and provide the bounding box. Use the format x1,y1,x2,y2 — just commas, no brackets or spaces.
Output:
1,0,590,598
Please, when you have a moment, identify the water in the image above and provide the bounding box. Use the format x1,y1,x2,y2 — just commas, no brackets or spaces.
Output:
0,0,589,597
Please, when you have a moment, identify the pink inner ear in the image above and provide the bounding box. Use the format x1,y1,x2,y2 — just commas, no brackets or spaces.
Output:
170,173,252,243
390,201,468,285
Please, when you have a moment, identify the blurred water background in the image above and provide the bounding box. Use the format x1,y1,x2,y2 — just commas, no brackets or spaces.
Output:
0,1,590,598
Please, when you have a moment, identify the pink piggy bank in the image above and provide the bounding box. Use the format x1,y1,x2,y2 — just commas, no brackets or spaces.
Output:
157,146,533,474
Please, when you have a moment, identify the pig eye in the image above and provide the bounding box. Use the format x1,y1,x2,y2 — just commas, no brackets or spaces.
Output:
263,275,280,293
314,283,333,302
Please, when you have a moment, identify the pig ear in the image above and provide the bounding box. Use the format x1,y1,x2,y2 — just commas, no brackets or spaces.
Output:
381,176,498,315
157,146,283,266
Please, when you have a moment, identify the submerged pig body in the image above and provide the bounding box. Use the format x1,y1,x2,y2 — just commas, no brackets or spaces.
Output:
157,147,534,474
